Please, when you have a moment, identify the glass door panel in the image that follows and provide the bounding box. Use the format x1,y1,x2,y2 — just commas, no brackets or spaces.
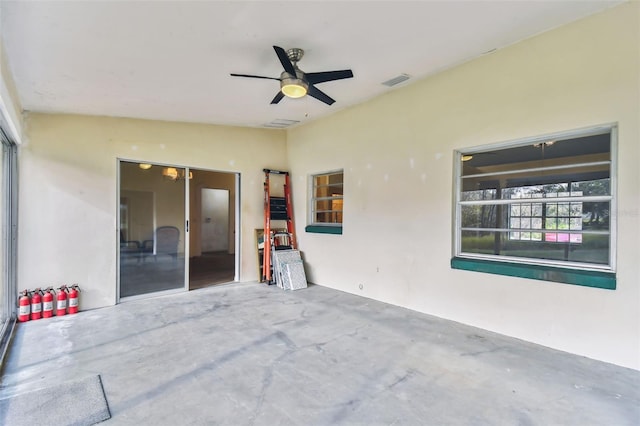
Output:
119,161,187,298
1,130,18,346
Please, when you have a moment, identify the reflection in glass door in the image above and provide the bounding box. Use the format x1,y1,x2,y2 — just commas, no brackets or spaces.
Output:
119,161,188,298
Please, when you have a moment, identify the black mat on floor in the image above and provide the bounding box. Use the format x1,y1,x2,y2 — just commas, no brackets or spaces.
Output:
0,375,111,426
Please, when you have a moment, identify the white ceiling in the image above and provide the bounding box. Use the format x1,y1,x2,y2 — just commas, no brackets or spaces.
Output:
1,1,623,129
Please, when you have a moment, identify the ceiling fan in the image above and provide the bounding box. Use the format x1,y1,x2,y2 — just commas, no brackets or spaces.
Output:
230,46,354,105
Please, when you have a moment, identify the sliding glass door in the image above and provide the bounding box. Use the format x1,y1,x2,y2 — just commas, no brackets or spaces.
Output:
119,161,188,298
0,128,17,355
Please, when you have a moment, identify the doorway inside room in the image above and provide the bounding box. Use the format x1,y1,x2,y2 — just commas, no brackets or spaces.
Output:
188,171,237,290
118,161,239,300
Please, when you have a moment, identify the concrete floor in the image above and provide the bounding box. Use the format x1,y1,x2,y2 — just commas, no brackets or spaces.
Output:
1,282,638,425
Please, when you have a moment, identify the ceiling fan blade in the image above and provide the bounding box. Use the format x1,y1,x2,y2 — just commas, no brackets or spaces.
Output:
270,91,285,104
307,85,335,105
230,73,280,81
273,46,296,76
306,70,354,85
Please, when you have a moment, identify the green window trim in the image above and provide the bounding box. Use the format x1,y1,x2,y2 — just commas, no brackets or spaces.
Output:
305,225,343,235
451,257,615,290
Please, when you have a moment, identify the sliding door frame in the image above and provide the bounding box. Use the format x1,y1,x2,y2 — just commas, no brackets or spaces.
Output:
234,172,240,282
116,160,240,303
0,128,18,362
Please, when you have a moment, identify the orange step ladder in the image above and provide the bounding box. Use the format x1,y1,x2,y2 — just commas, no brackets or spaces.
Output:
263,169,298,283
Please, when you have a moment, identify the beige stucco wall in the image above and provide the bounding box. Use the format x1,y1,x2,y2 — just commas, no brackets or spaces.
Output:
18,113,286,309
287,3,639,369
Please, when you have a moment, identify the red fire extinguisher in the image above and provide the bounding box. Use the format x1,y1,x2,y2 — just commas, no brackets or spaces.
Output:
68,284,81,314
42,287,55,318
56,285,68,316
30,288,43,321
18,290,31,322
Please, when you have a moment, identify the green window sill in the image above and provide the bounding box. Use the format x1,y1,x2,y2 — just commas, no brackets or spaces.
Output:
451,257,615,290
305,225,343,235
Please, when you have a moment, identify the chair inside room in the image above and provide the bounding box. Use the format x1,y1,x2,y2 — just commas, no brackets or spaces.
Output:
120,231,141,263
142,226,180,262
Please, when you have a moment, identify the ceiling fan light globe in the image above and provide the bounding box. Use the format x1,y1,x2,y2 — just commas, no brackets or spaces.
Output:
281,84,307,98
281,77,308,98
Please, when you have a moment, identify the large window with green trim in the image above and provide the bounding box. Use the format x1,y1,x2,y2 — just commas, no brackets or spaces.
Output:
307,170,343,233
454,125,615,278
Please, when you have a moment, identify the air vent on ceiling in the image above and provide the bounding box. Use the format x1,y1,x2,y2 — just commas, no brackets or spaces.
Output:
381,73,411,87
263,119,300,128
